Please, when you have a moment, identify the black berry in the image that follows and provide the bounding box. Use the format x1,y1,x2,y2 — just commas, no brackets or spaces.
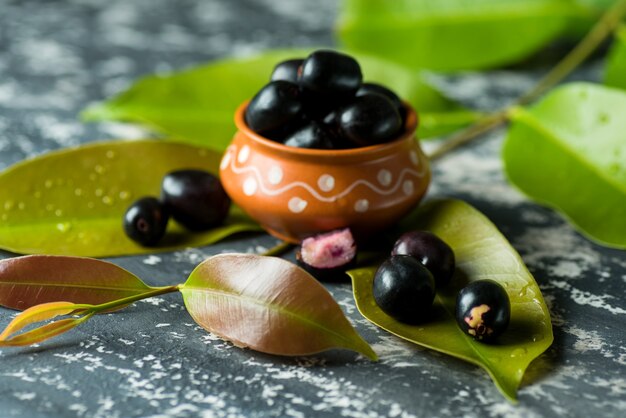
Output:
270,59,303,83
339,94,403,146
455,280,510,342
245,81,303,135
372,255,436,324
161,170,231,231
283,121,336,149
123,197,169,246
356,82,405,118
392,231,455,287
299,50,362,103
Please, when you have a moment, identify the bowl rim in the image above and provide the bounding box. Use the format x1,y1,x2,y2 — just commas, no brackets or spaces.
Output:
233,100,419,159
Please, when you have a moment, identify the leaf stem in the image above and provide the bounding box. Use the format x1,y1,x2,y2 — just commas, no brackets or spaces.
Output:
517,0,626,105
0,285,182,347
427,110,509,161
428,0,626,161
261,240,294,257
89,285,181,313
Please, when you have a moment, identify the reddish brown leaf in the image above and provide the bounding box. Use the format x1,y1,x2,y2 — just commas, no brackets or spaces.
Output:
180,254,376,359
0,255,151,311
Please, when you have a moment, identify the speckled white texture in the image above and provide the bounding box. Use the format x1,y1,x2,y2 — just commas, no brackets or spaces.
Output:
0,0,625,417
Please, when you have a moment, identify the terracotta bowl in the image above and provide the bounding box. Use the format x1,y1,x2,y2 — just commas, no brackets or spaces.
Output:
219,101,431,243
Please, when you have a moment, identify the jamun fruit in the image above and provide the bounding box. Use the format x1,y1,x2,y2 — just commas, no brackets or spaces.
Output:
283,121,336,149
372,255,436,323
296,228,357,281
245,81,303,135
392,231,455,287
455,280,510,342
123,197,169,246
270,59,303,83
339,94,403,146
299,50,362,102
356,82,405,119
161,169,231,231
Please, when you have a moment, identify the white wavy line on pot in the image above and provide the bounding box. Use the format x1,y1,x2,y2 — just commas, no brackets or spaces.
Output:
224,145,428,203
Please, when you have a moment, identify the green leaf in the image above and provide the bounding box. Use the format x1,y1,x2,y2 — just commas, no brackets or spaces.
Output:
348,199,553,402
82,49,479,144
0,140,261,257
0,255,153,310
504,83,626,248
337,0,588,71
180,253,377,359
604,25,626,89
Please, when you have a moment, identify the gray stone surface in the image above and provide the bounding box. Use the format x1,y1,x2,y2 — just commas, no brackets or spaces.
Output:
0,0,625,417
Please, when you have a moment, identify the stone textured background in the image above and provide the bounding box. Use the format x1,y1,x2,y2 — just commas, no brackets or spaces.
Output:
0,1,625,417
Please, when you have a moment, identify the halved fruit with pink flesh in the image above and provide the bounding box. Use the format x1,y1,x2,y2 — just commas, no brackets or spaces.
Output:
296,228,357,281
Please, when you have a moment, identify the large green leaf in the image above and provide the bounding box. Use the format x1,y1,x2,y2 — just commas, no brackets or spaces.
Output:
0,141,260,257
604,24,626,89
348,199,553,402
181,253,377,359
504,83,626,248
82,49,479,145
337,0,590,71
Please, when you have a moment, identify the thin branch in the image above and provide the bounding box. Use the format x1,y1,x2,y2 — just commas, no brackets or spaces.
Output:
428,0,626,161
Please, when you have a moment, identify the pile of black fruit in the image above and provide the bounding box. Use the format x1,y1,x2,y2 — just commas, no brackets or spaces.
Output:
245,49,408,149
297,228,511,343
374,231,511,343
123,170,231,246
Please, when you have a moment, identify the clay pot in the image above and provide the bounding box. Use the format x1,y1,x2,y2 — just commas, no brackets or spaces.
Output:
219,102,430,243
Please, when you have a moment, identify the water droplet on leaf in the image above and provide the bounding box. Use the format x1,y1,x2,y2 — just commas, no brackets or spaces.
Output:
56,222,72,233
510,348,527,358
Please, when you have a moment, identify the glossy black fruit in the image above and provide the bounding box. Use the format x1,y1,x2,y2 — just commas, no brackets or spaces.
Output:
299,50,362,101
161,170,231,231
392,231,455,287
296,228,357,281
245,81,303,135
270,59,303,83
339,94,403,146
123,197,169,246
356,82,405,119
283,121,335,149
372,255,436,323
455,280,510,342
